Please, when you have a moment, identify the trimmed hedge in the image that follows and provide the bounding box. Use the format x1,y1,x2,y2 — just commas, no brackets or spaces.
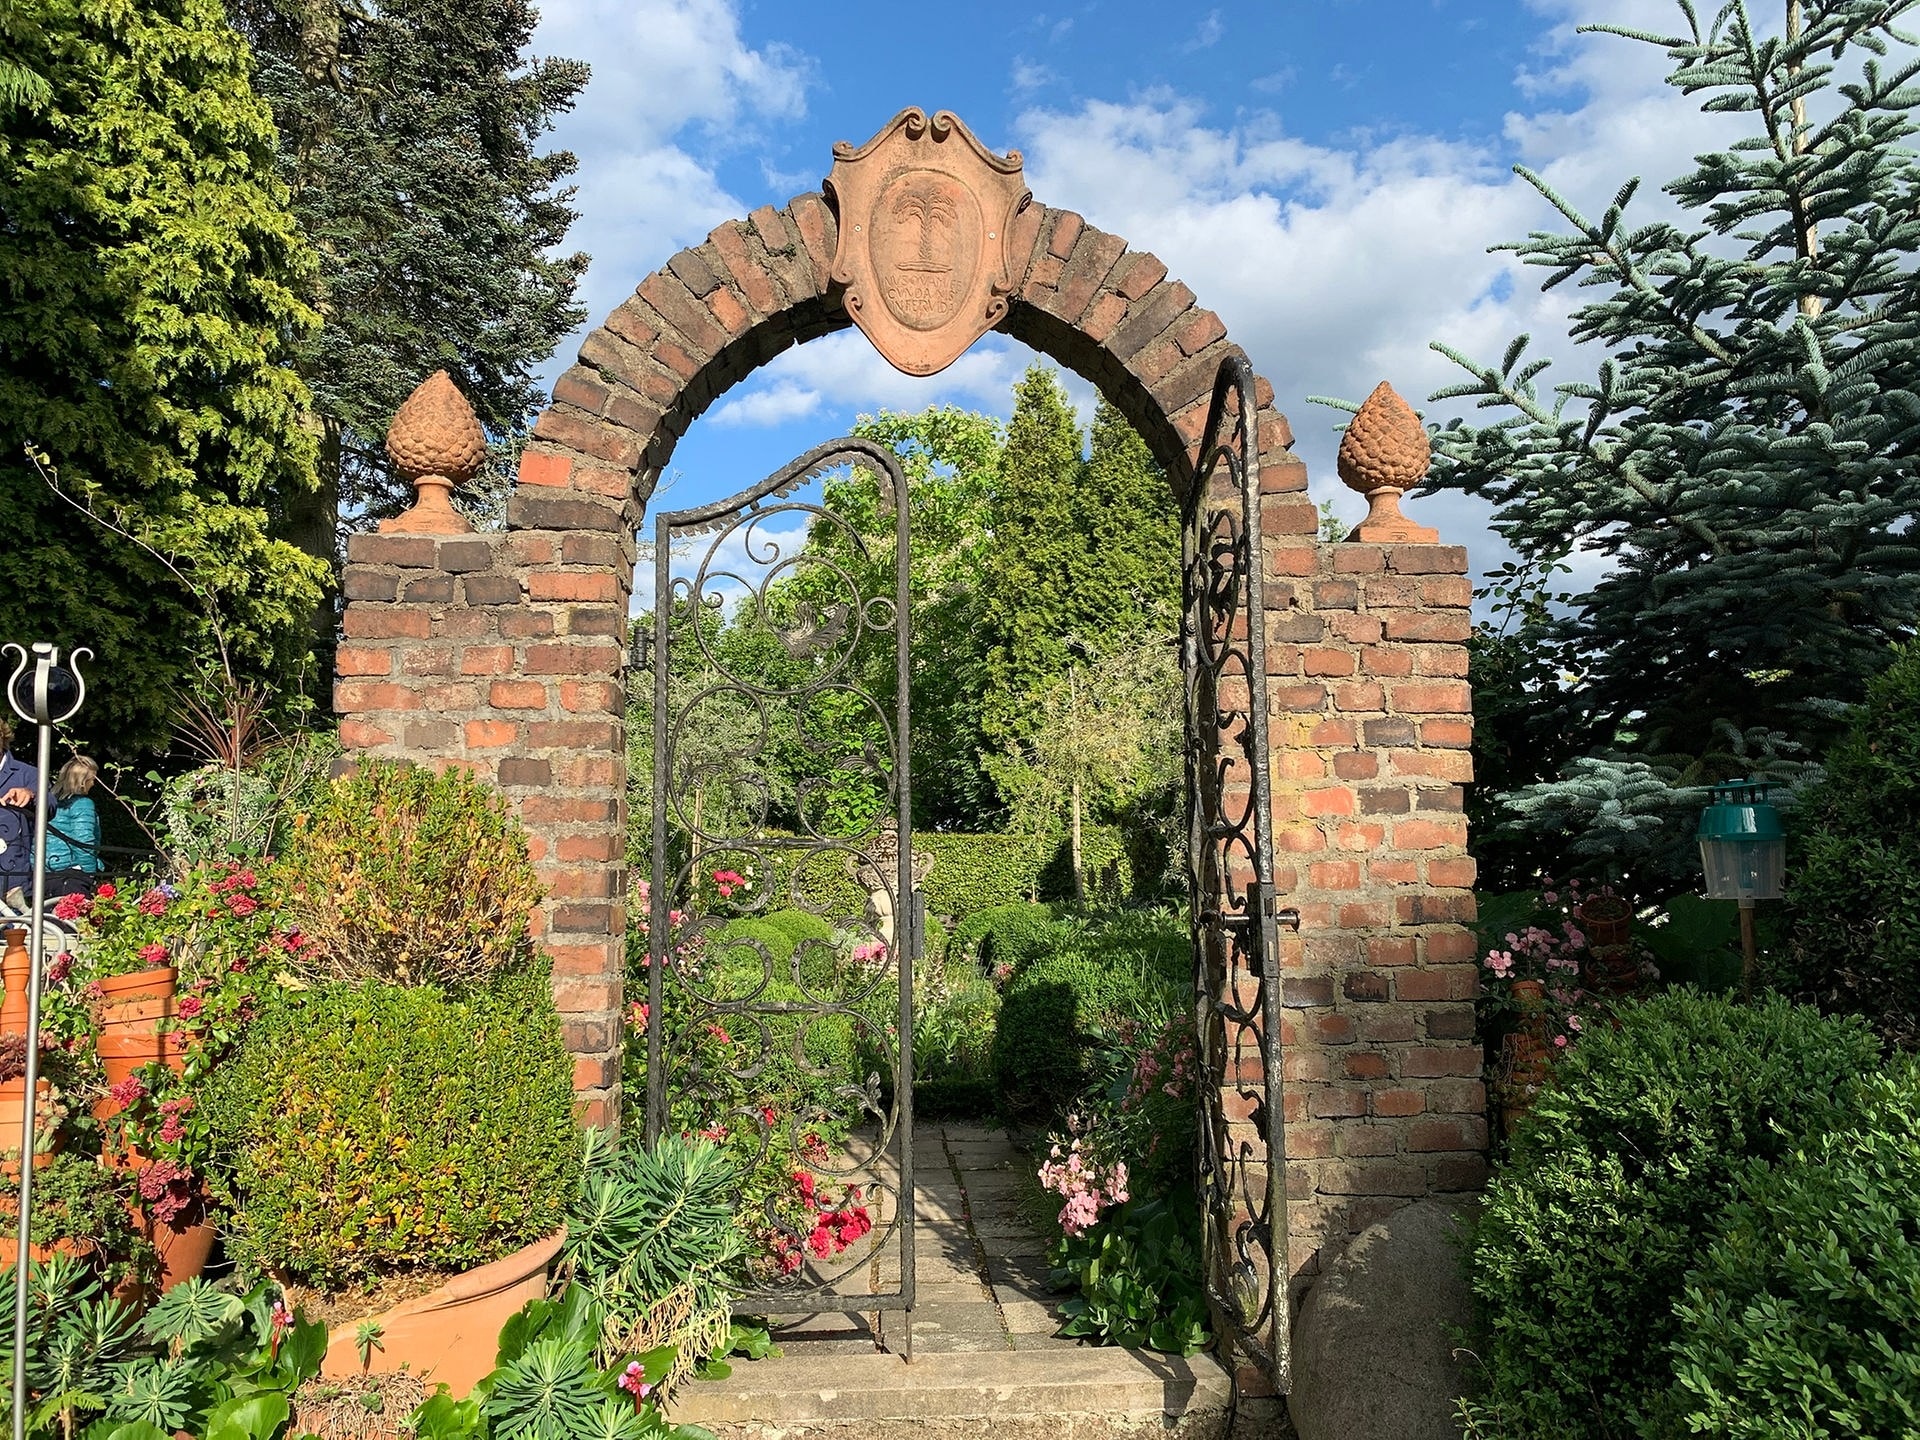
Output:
740,828,1135,931
1662,1060,1920,1439
205,969,581,1288
1460,991,1881,1439
990,910,1189,1120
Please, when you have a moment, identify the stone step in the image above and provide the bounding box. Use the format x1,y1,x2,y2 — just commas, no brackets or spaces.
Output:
669,1345,1233,1434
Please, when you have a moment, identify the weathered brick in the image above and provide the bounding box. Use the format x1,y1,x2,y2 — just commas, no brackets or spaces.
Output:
341,569,397,602
529,571,620,603
1406,1116,1488,1153
342,607,429,640
334,646,392,677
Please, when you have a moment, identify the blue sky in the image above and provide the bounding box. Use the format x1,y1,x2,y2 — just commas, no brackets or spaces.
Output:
526,0,1738,577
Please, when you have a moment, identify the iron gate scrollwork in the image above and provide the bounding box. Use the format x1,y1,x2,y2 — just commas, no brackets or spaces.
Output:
1183,354,1293,1390
642,438,916,1341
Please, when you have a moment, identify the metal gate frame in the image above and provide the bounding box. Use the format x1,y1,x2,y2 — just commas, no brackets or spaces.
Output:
642,437,917,1346
1183,353,1295,1391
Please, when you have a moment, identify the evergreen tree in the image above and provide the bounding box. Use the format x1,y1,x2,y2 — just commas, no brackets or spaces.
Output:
230,0,590,564
0,0,326,750
1073,399,1181,634
1424,0,1920,886
975,366,1087,748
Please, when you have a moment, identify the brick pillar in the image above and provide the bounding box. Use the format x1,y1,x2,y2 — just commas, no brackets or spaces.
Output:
1262,527,1483,1290
335,520,632,1128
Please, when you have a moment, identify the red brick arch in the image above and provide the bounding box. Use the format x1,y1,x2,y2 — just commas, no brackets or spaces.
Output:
335,189,1481,1304
514,193,1310,537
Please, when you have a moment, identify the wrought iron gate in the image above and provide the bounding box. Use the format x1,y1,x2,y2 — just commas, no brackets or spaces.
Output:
641,437,917,1341
1183,354,1294,1390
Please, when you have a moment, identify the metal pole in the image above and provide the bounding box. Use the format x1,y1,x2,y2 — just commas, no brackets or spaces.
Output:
6,643,86,1440
1739,899,1757,1003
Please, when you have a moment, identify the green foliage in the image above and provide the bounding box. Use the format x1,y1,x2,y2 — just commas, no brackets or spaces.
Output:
1416,4,1920,877
566,1135,744,1314
1460,992,1881,1438
0,1257,326,1440
0,0,326,750
205,973,580,1288
1774,643,1920,1046
279,759,544,990
990,910,1188,1120
231,0,590,534
1048,1196,1210,1356
911,964,1000,1118
1661,1062,1920,1440
1642,894,1742,995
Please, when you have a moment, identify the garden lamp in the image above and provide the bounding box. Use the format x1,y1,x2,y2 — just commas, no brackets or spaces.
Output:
5,642,89,1440
1695,779,1784,1003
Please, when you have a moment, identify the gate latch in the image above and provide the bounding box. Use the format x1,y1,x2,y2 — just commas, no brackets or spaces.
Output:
1252,882,1301,932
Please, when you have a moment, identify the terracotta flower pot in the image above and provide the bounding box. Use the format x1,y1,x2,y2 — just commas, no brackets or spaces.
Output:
135,1192,218,1294
2,927,32,1034
1575,897,1633,949
0,1076,56,1177
0,1229,94,1269
91,969,184,1118
319,1228,567,1399
1499,1029,1552,1133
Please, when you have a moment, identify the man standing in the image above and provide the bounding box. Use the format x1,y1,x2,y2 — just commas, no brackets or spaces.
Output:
0,718,40,904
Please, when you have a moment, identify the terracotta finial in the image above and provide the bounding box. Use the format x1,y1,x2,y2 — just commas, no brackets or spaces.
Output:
379,370,486,535
1336,381,1438,543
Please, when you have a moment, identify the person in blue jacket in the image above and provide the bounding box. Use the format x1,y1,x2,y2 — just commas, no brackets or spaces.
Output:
45,756,102,895
0,718,39,902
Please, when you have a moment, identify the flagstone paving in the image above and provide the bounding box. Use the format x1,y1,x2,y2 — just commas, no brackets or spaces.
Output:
669,1122,1257,1437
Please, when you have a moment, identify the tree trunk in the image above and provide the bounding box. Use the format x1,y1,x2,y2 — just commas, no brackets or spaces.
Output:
1070,773,1085,906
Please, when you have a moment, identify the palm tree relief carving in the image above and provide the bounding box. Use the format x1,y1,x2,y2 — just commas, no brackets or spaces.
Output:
891,181,958,273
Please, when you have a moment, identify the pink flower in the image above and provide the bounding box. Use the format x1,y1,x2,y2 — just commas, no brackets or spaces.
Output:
136,889,169,916
177,994,205,1019
618,1361,652,1405
138,942,169,967
807,1224,832,1258
1553,1035,1569,1049
269,1299,292,1334
46,952,71,985
51,893,87,922
706,1022,731,1044
226,894,259,918
107,1073,147,1107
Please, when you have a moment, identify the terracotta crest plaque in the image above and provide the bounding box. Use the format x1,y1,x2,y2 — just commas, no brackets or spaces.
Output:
825,108,1034,377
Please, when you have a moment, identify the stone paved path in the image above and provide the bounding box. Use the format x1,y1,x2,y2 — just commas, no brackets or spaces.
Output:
671,1121,1241,1437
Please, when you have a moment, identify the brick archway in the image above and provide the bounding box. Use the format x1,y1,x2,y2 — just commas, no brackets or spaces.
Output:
335,189,1483,1310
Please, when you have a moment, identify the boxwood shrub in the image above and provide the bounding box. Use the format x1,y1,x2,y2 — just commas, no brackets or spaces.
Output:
1660,1061,1920,1440
1460,991,1880,1439
204,968,581,1289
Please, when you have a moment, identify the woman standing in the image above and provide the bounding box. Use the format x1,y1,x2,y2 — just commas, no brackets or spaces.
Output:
45,756,102,894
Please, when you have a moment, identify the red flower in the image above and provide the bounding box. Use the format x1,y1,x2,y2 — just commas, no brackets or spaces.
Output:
177,994,205,1019
107,1073,147,1107
46,952,71,985
51,893,86,922
706,1023,731,1044
136,889,169,916
138,942,169,967
807,1225,832,1259
94,883,116,899
226,894,259,918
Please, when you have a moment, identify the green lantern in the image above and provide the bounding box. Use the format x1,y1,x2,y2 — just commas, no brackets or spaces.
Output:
1696,780,1786,903
1696,780,1785,1001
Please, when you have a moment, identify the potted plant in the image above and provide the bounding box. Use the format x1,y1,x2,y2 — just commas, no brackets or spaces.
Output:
1573,885,1634,950
0,1150,148,1278
1480,914,1590,1131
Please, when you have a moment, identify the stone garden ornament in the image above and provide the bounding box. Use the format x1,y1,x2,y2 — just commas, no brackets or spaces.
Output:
825,108,1037,377
381,369,488,535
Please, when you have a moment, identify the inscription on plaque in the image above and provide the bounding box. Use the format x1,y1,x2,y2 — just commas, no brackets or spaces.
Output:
826,110,1032,376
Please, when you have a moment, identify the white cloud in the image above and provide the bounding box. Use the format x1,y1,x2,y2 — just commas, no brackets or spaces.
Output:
717,329,1099,430
1009,4,1741,562
1183,9,1224,52
532,0,812,357
708,381,823,428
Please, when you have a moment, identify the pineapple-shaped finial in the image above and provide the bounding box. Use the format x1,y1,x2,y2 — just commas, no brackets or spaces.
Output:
378,371,487,535
1335,381,1438,543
